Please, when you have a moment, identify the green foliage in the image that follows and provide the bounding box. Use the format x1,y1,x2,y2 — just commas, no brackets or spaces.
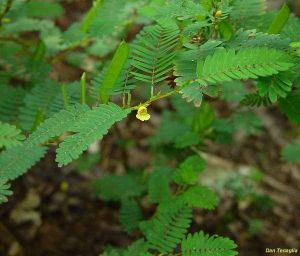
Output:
240,93,272,107
228,29,290,50
220,81,246,102
279,89,300,124
122,239,149,256
120,198,143,234
0,144,47,180
0,122,25,148
150,111,200,149
197,47,294,86
192,102,215,135
255,71,296,103
0,85,25,123
230,0,266,29
183,185,219,210
283,16,300,41
27,104,90,146
0,178,13,204
213,118,235,144
232,111,262,136
139,0,207,23
268,4,290,34
131,24,179,87
56,103,130,166
87,0,143,38
1,0,299,254
99,41,129,103
282,141,300,164
92,174,145,201
18,82,60,131
173,155,205,185
181,231,238,256
91,62,136,99
24,1,64,18
148,168,172,203
180,84,205,107
80,0,103,32
248,219,264,235
142,199,192,253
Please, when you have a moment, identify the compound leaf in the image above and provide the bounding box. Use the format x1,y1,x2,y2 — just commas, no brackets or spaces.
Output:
56,103,130,166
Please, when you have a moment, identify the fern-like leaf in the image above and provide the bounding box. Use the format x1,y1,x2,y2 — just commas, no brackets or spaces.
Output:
0,178,13,204
120,198,143,234
197,47,294,86
228,29,290,49
148,168,172,203
92,174,145,201
91,62,136,100
123,239,149,256
282,16,300,41
183,185,219,210
0,122,25,148
231,0,266,29
255,71,296,103
173,155,205,185
181,231,238,256
131,24,179,86
0,144,47,180
56,103,130,166
0,85,25,123
240,93,272,107
143,199,192,253
26,104,89,146
18,82,60,131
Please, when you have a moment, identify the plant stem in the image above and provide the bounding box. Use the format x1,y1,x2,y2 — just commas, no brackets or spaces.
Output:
127,92,132,107
129,89,180,110
80,72,87,104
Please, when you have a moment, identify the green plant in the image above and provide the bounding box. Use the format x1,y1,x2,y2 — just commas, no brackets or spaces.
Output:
0,0,299,255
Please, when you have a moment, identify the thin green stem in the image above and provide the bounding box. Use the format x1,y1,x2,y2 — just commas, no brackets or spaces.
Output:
80,72,87,104
129,89,180,110
127,92,132,107
122,93,126,108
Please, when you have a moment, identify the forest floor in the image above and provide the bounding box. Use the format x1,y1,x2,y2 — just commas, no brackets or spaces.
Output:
0,1,299,256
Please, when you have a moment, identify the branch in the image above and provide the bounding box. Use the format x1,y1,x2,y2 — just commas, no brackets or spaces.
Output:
130,89,180,110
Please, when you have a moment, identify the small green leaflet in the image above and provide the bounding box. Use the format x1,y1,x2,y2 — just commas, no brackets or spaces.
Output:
0,122,25,148
173,155,205,185
99,41,130,103
0,179,13,204
80,0,103,32
268,4,290,34
183,185,219,210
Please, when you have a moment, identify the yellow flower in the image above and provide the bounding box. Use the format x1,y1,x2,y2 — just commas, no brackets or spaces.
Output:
215,10,222,18
136,106,151,121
